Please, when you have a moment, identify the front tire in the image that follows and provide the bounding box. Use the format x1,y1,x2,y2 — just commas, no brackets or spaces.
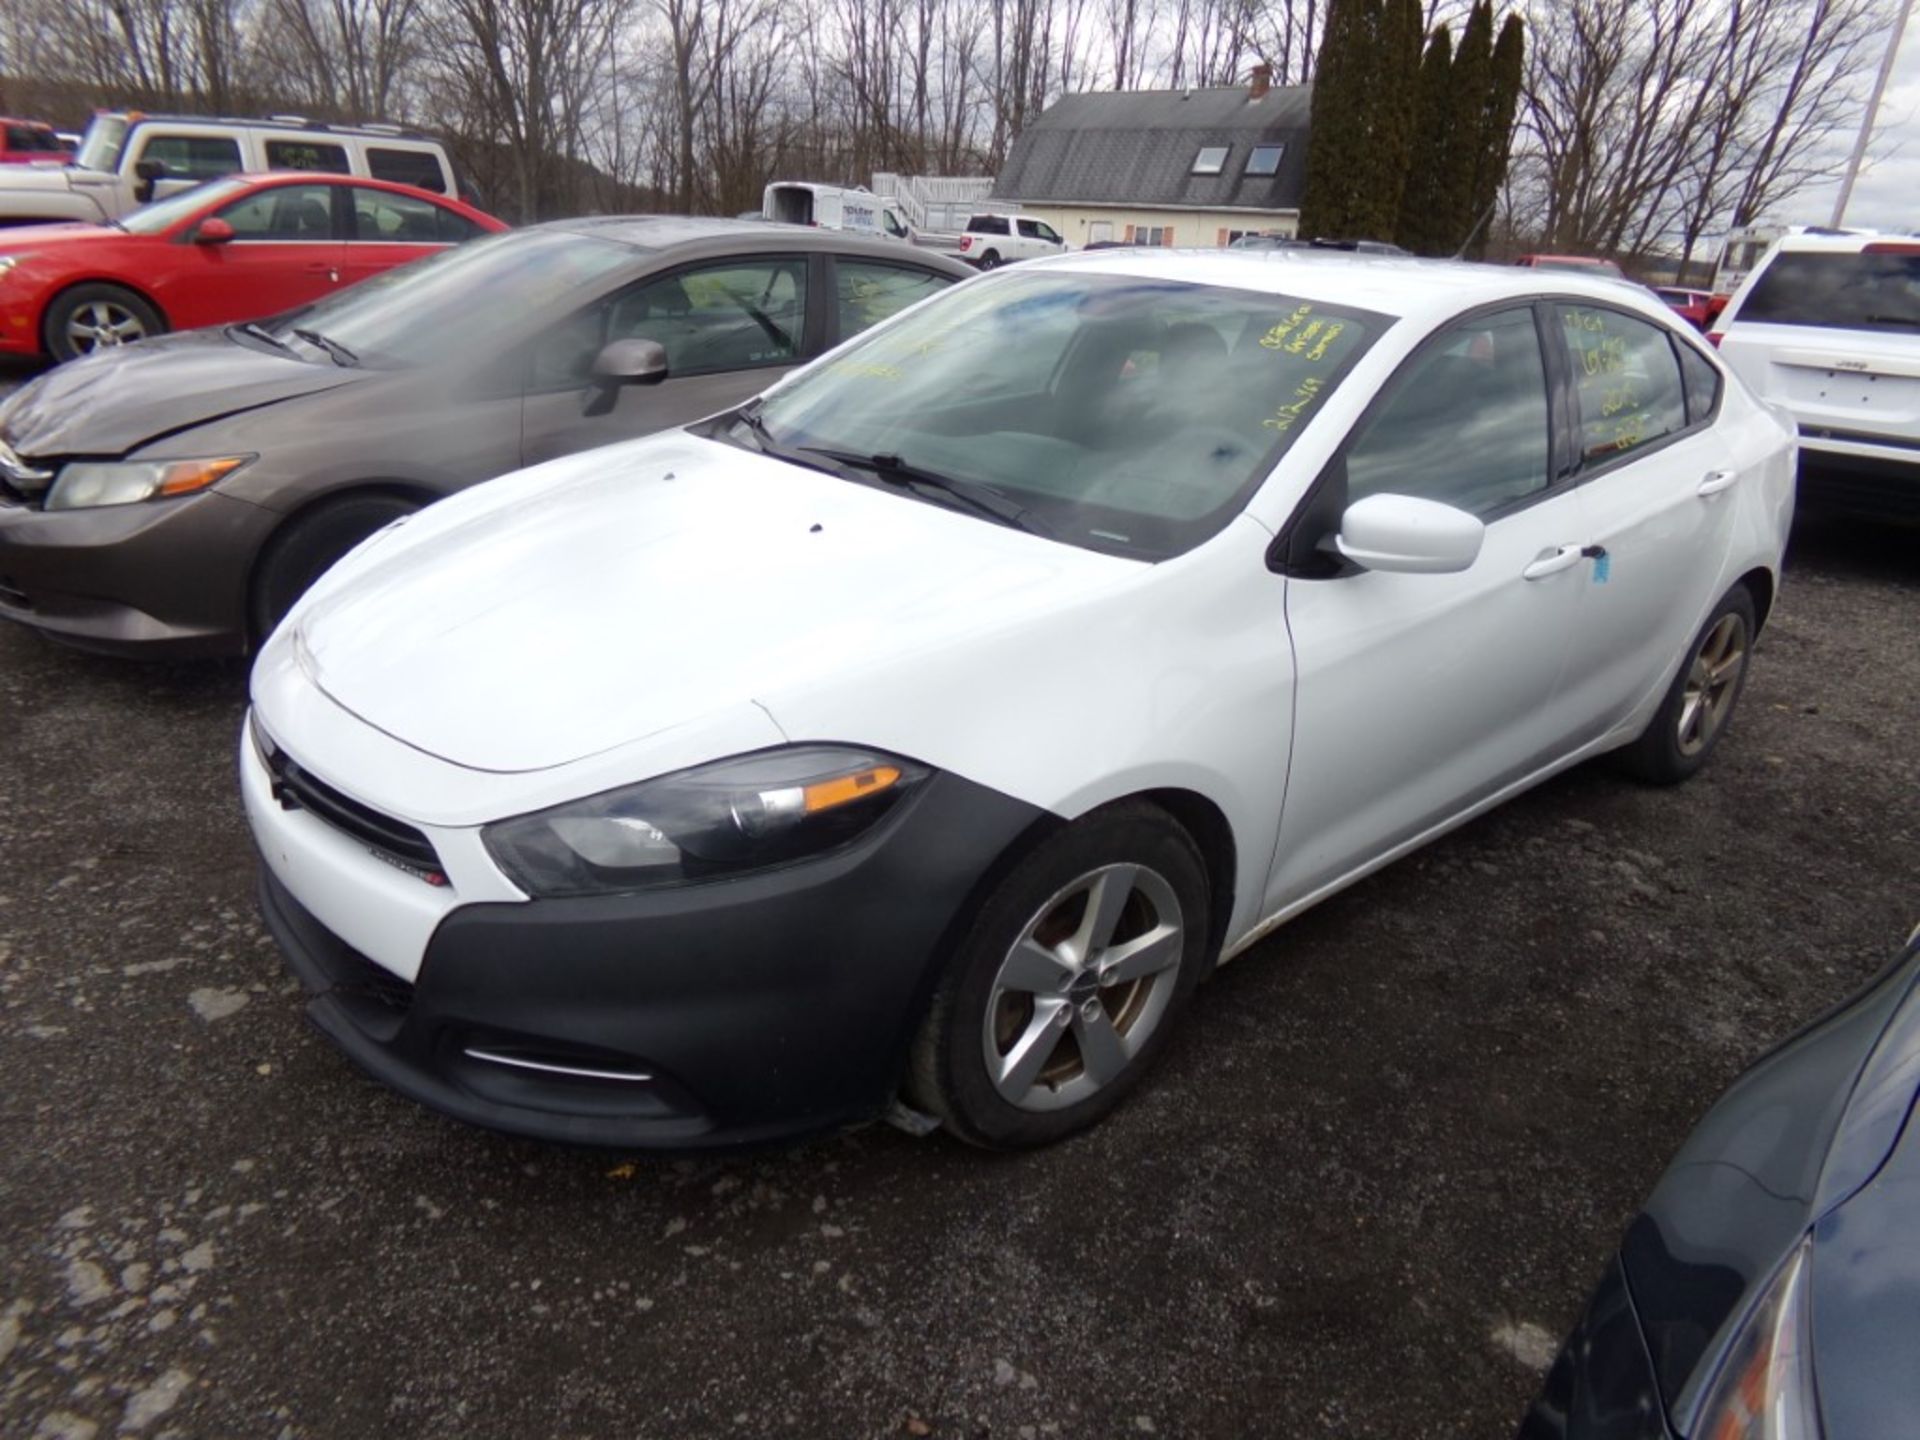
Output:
249,493,418,644
44,283,165,362
1617,584,1757,785
907,802,1211,1148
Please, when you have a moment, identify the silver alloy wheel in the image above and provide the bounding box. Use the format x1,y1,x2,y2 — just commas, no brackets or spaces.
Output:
1677,610,1749,756
66,300,148,353
981,862,1185,1112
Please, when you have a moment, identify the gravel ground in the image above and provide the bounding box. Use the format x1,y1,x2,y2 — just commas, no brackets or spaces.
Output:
0,379,1914,1440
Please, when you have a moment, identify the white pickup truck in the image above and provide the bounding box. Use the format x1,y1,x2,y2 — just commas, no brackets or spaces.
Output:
954,213,1067,269
0,113,460,227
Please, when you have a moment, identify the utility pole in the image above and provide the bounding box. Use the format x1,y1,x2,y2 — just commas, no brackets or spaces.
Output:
1830,0,1914,227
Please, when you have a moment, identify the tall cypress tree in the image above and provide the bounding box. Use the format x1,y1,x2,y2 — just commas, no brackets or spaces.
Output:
1466,13,1526,258
1439,0,1494,252
1301,0,1381,239
1369,0,1425,240
1396,25,1455,254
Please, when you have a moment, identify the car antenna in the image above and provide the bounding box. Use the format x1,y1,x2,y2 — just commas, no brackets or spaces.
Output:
1453,200,1499,262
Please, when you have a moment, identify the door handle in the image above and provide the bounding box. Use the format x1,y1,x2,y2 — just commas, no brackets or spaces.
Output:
304,263,339,281
1522,544,1585,581
1697,469,1739,496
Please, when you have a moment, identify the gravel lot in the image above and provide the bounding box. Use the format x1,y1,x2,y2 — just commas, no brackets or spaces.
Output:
0,350,1914,1439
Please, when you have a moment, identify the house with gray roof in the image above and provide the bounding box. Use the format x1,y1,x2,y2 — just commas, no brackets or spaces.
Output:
989,67,1309,249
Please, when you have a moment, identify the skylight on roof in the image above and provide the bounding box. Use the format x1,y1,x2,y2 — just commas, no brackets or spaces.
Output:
1191,146,1229,175
1246,143,1285,176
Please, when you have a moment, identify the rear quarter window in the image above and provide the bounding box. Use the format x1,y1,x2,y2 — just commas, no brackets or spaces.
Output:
366,147,448,194
1740,250,1920,332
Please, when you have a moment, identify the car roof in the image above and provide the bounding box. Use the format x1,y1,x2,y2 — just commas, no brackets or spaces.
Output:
528,215,973,270
1770,229,1920,254
1034,248,1661,324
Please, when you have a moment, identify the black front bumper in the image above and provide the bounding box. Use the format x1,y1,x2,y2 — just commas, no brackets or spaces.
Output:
1519,1256,1672,1440
258,771,1049,1150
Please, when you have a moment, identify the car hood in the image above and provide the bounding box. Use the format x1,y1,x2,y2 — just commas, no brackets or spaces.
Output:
290,431,1134,774
0,329,361,459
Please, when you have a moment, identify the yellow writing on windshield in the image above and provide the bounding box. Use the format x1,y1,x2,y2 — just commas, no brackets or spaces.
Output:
1258,305,1316,350
1262,374,1325,432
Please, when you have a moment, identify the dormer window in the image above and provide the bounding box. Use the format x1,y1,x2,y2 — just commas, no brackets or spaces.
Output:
1191,146,1229,175
1246,144,1286,176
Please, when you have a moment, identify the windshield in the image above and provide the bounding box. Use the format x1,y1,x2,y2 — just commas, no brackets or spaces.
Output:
751,271,1386,559
74,117,128,173
119,177,248,234
266,229,637,367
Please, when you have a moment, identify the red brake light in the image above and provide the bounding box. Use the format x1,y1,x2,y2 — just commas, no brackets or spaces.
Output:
1863,242,1920,255
958,235,972,250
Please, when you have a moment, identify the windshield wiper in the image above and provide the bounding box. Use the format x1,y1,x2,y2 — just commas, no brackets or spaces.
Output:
718,403,844,478
291,327,359,368
800,447,1052,537
230,321,296,356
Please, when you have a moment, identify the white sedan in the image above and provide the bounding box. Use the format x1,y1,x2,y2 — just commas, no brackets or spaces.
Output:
241,251,1795,1151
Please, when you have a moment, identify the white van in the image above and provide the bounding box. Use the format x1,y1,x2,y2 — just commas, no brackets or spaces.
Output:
763,182,912,243
0,112,464,227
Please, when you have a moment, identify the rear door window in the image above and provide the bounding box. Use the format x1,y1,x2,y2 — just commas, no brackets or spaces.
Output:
265,139,350,174
1676,343,1722,425
366,147,448,194
1556,305,1689,465
1739,249,1920,333
349,186,477,243
137,134,243,180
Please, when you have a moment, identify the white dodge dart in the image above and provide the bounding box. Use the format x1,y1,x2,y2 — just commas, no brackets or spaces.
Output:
242,251,1795,1151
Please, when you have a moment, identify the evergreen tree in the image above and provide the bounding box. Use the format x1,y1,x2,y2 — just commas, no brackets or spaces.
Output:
1301,0,1368,239
1439,0,1494,252
1396,25,1454,254
1368,0,1425,240
1466,13,1526,259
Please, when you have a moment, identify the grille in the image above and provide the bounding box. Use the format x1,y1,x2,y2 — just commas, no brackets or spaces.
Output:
330,946,416,1015
261,733,443,878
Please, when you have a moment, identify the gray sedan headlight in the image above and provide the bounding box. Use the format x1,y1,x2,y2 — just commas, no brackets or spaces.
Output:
483,746,930,897
45,455,252,511
1690,1239,1820,1439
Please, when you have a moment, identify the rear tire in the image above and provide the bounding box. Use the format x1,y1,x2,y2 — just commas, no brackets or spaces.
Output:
1616,584,1757,785
249,493,418,645
906,802,1210,1149
44,283,165,362
978,250,1003,271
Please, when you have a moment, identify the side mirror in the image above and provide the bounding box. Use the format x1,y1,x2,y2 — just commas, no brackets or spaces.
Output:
1334,493,1484,575
193,217,235,245
582,338,668,416
591,338,668,387
132,158,163,204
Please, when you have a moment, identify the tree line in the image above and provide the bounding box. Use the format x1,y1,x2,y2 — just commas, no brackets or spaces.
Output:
0,0,1898,266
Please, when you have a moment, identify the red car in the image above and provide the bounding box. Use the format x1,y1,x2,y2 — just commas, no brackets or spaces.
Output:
0,118,68,165
0,171,505,361
1653,285,1715,331
1513,253,1626,279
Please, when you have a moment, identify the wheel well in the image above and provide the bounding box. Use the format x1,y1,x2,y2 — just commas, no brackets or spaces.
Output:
1736,567,1776,632
244,481,438,641
1138,788,1236,973
41,277,170,342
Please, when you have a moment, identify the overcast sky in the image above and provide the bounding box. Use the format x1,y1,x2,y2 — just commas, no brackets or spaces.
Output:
1780,9,1920,230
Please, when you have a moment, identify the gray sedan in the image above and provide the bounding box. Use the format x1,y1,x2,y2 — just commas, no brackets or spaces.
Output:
0,218,970,657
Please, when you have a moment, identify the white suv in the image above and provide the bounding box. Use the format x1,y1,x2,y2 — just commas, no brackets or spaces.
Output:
0,113,463,227
956,213,1066,269
1713,231,1920,517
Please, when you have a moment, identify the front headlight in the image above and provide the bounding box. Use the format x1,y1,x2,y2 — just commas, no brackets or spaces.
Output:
483,746,930,897
1692,1239,1821,1440
44,455,252,511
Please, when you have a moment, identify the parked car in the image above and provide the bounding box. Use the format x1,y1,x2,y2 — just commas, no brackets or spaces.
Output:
955,212,1066,268
0,172,503,362
1515,254,1627,279
1653,285,1713,330
0,112,463,227
1521,922,1920,1440
762,182,913,243
0,118,69,165
0,218,970,655
1712,231,1920,519
240,253,1794,1152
